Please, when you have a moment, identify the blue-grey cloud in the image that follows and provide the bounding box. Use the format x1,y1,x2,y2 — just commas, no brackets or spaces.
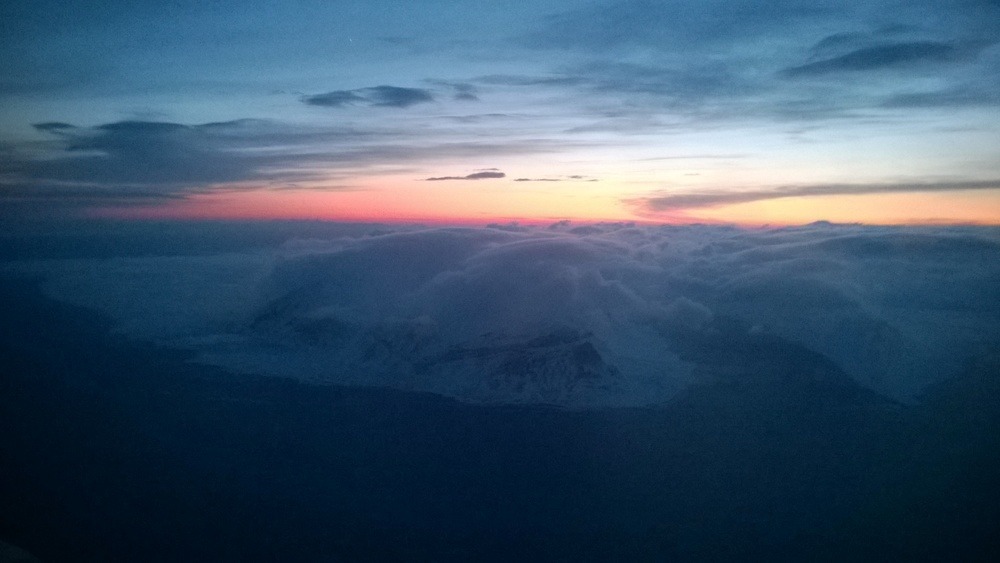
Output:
475,61,859,125
505,0,1000,123
303,85,434,108
581,60,750,99
523,0,837,52
882,87,1000,108
443,113,522,124
4,117,582,214
475,74,585,87
31,122,77,132
518,34,992,120
427,80,480,101
809,31,879,56
633,179,1000,211
782,41,960,77
527,1,1000,53
424,171,505,181
474,62,766,126
301,90,367,107
452,84,479,101
5,119,330,198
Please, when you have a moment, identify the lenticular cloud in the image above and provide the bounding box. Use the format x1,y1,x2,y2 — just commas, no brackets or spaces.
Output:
31,223,1000,407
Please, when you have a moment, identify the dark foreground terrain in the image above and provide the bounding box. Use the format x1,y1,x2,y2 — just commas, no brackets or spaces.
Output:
1,277,998,561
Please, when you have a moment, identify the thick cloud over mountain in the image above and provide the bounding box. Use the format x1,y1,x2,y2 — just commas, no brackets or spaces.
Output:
18,222,1000,407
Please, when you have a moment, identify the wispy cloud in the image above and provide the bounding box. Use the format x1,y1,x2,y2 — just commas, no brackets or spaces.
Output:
426,80,480,101
452,83,479,101
4,117,583,212
782,41,960,77
506,0,1000,125
633,179,1000,211
424,171,506,181
303,85,434,108
882,87,1000,108
513,175,597,182
476,74,585,87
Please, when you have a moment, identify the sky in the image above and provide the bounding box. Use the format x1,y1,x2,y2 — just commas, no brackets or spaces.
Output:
2,0,1000,225
2,4,1000,552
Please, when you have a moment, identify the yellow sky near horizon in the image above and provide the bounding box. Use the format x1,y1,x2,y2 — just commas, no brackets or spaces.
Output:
688,190,1000,226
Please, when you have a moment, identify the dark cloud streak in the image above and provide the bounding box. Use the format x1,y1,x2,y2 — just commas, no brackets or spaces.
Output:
303,85,434,108
882,87,1000,108
782,42,960,77
425,171,506,181
32,122,77,132
635,179,1000,211
7,120,306,193
513,175,597,182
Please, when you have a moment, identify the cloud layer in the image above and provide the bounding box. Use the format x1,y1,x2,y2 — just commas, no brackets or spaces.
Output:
1,118,570,216
3,119,343,202
18,222,1000,407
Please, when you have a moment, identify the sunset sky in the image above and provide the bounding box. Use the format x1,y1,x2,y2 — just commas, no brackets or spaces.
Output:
2,0,999,225
3,4,1000,557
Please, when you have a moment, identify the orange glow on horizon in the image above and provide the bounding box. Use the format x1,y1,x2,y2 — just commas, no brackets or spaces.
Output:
688,190,1000,226
87,182,1000,227
92,183,654,225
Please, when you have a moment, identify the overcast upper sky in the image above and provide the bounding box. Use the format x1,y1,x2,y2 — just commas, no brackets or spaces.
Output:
2,0,999,224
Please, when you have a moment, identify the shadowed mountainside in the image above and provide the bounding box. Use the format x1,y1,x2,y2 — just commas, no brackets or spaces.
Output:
1,277,997,561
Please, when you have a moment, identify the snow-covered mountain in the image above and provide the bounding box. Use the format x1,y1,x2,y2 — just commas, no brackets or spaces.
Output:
22,223,1000,407
231,296,688,407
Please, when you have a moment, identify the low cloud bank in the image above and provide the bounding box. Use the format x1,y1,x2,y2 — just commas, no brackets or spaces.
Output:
18,222,1000,407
